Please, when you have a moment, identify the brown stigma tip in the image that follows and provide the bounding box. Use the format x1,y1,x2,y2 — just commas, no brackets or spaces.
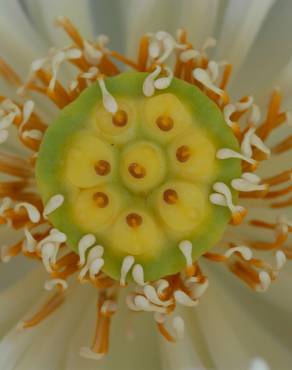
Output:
156,115,174,131
163,189,178,204
95,160,111,176
126,213,143,228
92,192,109,208
112,109,128,127
128,163,146,179
176,145,191,162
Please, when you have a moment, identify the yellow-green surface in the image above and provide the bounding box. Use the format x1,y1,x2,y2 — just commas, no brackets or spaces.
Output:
36,72,241,281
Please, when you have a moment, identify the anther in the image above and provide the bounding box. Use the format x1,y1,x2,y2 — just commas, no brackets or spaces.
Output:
163,189,178,204
176,145,191,162
156,115,174,131
94,160,111,176
128,163,146,179
92,192,109,208
112,109,128,127
126,213,143,228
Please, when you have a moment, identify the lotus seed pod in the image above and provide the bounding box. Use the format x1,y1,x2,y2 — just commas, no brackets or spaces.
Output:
36,72,241,281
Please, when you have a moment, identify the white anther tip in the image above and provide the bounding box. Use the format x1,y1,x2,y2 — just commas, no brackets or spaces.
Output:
79,347,105,360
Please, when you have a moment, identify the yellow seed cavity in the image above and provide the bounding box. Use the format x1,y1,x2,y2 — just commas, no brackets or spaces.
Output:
73,185,121,232
143,93,192,143
94,98,136,145
155,181,207,234
169,127,216,183
120,141,166,193
108,210,165,257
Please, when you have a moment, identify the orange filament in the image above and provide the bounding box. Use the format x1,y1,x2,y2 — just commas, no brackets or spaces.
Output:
0,59,22,86
272,135,292,154
55,17,84,48
54,252,79,271
203,252,227,262
0,152,33,178
257,89,282,141
262,169,292,186
229,260,260,290
265,185,292,199
271,196,292,208
89,293,116,356
137,35,150,71
95,160,111,176
21,291,65,329
110,51,139,70
230,208,248,226
249,230,288,251
157,323,175,342
220,64,232,90
249,220,275,230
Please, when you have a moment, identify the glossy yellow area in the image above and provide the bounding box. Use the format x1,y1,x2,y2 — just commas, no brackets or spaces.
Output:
168,127,216,183
120,141,166,194
94,98,137,145
73,185,123,232
63,93,217,259
143,93,192,143
64,134,116,188
153,181,207,233
107,209,165,257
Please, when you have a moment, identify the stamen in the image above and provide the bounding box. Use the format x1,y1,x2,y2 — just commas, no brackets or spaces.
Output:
172,316,185,340
120,255,135,286
154,66,173,90
144,285,173,307
178,240,195,276
97,77,118,114
216,148,257,166
225,246,253,261
44,278,68,291
18,291,65,330
223,104,240,135
43,194,64,218
210,182,247,225
78,234,97,266
132,264,146,286
143,65,162,97
78,245,104,281
14,202,41,223
232,173,268,192
174,290,198,307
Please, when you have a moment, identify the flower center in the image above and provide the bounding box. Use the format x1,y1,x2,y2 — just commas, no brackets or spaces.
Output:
36,72,241,282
